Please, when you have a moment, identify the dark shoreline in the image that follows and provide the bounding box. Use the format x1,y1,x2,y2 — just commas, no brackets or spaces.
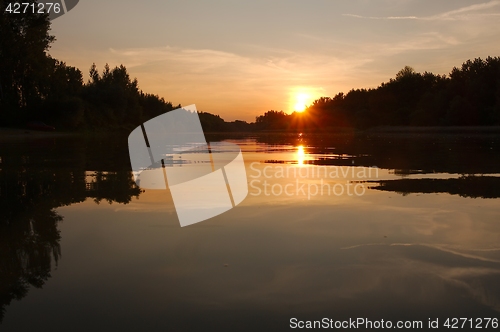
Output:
0,127,79,140
366,126,500,133
2,126,500,142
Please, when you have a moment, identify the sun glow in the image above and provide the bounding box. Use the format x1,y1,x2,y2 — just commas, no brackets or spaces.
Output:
293,93,309,112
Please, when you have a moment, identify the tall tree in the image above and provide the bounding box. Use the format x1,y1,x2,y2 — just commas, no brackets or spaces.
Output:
82,64,143,128
0,0,55,125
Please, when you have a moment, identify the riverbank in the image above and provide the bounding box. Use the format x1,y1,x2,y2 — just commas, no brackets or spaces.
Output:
366,126,500,133
2,126,500,142
0,128,79,141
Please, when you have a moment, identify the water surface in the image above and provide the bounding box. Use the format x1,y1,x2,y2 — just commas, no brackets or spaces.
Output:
1,132,500,331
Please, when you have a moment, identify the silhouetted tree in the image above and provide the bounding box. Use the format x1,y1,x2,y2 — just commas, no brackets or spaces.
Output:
39,60,84,127
139,92,178,122
0,0,55,125
2,7,499,132
198,111,227,132
81,64,142,129
255,110,289,130
254,58,500,130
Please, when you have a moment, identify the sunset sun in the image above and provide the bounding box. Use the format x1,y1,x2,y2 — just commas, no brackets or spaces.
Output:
293,93,309,112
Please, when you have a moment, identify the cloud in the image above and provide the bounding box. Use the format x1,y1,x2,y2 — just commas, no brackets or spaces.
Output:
343,0,500,21
107,46,369,82
342,243,500,263
338,0,500,74
97,45,375,119
343,14,419,20
441,0,500,18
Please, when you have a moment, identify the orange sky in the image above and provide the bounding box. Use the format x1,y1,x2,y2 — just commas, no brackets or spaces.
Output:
49,0,500,122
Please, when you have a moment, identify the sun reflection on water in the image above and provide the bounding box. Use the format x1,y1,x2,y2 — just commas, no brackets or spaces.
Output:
297,145,305,166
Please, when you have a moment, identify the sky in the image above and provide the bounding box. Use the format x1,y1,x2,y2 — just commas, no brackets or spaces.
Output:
49,0,500,121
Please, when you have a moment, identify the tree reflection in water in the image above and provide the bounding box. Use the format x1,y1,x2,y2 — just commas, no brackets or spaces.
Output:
1,132,500,322
0,137,141,322
368,176,500,199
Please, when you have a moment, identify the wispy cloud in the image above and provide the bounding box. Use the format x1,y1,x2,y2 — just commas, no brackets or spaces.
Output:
341,243,500,263
343,14,419,20
99,45,374,119
441,0,500,18
343,0,500,21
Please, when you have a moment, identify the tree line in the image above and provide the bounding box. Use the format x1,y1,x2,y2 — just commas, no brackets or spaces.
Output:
256,61,500,130
1,1,499,132
0,1,179,131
